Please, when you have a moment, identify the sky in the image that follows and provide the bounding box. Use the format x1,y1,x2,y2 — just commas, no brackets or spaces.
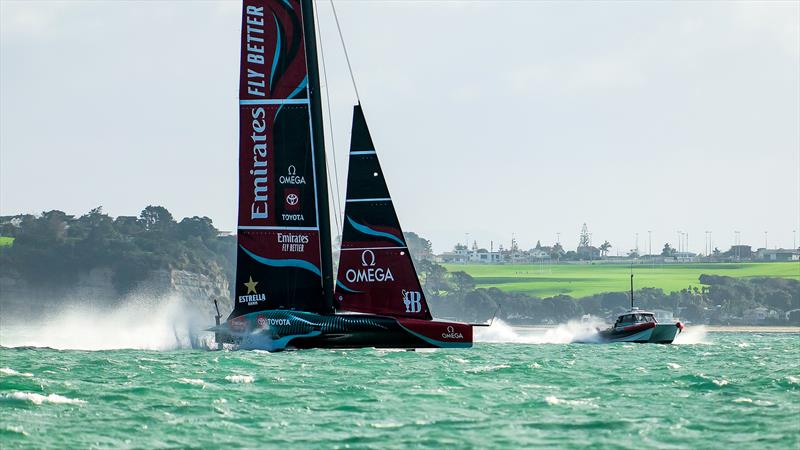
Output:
1,0,798,254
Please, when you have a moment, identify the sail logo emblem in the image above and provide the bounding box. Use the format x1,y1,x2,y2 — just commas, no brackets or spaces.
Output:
402,289,422,313
442,325,464,340
239,276,266,305
345,250,394,283
284,188,301,212
257,315,291,328
279,165,306,185
361,250,376,267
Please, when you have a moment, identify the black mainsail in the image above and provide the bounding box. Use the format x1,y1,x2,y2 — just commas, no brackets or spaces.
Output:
232,0,332,318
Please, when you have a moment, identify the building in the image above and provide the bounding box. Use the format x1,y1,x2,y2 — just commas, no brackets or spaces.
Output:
437,245,504,264
743,307,779,323
755,248,800,261
529,248,550,259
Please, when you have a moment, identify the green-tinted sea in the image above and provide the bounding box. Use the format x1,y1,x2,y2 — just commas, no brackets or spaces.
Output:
1,328,798,449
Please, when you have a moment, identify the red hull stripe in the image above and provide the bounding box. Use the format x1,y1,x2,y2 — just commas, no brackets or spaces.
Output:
622,322,656,332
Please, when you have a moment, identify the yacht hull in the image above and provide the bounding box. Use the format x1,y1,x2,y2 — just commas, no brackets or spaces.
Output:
212,310,472,351
599,322,681,344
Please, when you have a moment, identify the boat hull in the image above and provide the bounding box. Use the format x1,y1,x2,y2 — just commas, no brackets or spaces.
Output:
212,310,472,351
599,322,681,344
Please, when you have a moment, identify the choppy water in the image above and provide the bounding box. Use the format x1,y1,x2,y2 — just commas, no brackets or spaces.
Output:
1,326,798,449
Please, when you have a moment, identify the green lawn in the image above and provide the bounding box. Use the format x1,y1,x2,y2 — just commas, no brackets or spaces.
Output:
443,262,800,298
0,236,14,247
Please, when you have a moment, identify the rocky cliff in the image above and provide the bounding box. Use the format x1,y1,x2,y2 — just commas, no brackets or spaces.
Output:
0,268,232,319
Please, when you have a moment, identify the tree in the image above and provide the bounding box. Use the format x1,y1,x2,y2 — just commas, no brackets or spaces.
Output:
578,223,591,248
462,290,497,322
550,243,565,260
450,271,476,294
114,216,144,236
599,241,612,257
139,205,175,233
415,260,451,295
177,216,217,241
661,243,675,256
535,240,542,250
404,232,433,263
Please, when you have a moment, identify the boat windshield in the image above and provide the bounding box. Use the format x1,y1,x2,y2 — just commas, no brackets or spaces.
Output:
618,313,657,324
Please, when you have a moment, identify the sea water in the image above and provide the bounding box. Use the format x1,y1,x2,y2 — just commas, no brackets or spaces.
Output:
1,321,798,449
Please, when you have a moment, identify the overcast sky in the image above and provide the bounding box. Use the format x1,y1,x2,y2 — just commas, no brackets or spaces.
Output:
2,0,798,254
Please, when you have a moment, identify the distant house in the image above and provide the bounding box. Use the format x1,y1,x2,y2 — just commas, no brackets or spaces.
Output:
755,248,800,261
725,245,753,260
673,251,698,262
529,248,550,259
437,246,504,264
438,247,470,264
743,307,779,323
473,249,503,263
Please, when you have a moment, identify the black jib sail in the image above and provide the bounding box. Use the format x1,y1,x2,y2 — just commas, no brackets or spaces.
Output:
334,105,433,320
232,0,333,318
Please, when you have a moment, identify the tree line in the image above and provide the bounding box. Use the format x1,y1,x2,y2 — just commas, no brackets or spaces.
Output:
0,207,235,295
2,207,797,324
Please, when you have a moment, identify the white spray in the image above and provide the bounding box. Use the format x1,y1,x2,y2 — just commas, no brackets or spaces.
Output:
673,325,709,344
0,294,216,351
475,318,605,344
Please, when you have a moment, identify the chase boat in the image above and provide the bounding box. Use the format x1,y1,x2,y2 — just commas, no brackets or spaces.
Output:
599,308,684,344
598,274,684,344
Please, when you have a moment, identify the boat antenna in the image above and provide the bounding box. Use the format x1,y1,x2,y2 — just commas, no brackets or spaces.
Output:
329,0,361,103
630,264,634,310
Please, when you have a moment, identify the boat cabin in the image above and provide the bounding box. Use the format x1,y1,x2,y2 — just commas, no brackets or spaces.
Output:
614,310,658,328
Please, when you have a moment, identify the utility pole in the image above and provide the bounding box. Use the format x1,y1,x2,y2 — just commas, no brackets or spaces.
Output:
794,230,797,250
764,231,768,249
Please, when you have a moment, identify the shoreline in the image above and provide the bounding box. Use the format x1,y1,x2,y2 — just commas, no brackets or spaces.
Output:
701,325,800,333
512,325,799,333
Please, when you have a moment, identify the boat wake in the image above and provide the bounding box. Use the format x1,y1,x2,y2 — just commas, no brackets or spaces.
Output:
673,325,709,344
0,295,216,351
475,319,605,344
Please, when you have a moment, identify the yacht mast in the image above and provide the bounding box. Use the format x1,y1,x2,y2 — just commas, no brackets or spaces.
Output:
301,0,335,313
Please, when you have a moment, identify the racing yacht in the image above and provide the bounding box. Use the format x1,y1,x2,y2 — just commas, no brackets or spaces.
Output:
210,0,474,351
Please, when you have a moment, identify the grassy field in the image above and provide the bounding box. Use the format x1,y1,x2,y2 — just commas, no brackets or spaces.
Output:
443,262,800,298
0,237,14,247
